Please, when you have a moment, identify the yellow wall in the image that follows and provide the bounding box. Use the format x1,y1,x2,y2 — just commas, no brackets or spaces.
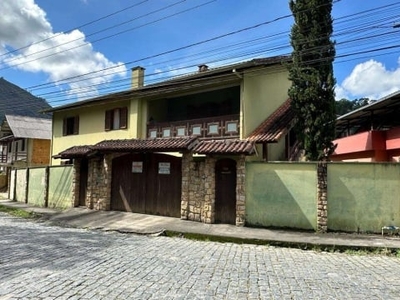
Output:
52,98,137,164
241,66,290,138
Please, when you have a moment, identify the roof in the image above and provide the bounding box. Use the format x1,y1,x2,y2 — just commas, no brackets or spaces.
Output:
192,139,255,155
0,78,51,122
46,56,290,113
53,145,93,159
336,90,400,135
247,99,295,143
4,115,52,140
54,137,257,158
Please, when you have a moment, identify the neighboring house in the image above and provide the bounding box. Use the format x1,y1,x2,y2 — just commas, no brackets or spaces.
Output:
0,78,52,172
332,91,400,162
0,115,52,168
48,57,295,225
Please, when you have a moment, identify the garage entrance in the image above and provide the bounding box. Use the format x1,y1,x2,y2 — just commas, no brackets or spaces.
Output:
111,153,182,217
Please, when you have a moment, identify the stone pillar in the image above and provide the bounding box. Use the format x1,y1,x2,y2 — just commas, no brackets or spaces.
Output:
93,154,113,211
202,157,216,224
235,155,246,226
180,152,191,220
317,161,328,232
72,159,81,207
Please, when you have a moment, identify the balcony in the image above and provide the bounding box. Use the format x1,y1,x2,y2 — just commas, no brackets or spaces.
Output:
147,114,240,139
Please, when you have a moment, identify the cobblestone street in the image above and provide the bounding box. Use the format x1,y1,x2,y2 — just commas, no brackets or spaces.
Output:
0,213,399,299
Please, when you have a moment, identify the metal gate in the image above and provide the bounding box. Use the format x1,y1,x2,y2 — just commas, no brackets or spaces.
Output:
111,153,182,217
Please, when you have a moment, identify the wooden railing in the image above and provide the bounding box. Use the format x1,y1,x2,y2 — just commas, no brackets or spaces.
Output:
147,114,240,139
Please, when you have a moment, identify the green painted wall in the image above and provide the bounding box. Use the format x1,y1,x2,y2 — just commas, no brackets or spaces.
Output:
27,168,46,207
327,163,400,233
246,163,317,230
15,169,27,202
48,166,73,209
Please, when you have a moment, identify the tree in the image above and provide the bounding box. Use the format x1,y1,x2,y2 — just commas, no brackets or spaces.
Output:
288,0,336,161
336,98,371,116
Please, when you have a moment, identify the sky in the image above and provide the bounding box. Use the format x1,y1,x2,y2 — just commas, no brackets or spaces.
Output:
1,0,400,108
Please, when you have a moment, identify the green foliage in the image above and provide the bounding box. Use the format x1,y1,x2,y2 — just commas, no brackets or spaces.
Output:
288,0,336,161
0,205,40,219
336,98,371,116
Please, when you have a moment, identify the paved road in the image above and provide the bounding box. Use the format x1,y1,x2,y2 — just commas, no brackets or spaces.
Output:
0,213,399,300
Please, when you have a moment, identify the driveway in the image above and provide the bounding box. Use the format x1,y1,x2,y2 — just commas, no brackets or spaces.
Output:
0,213,399,299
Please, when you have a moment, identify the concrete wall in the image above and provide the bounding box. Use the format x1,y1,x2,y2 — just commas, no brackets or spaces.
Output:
327,163,400,233
9,170,15,200
15,169,27,202
48,166,73,209
246,162,317,230
27,168,46,207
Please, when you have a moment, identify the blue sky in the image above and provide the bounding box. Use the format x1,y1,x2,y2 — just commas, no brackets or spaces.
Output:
1,0,400,107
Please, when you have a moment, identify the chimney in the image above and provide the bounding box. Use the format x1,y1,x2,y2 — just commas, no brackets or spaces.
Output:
198,64,209,72
131,66,145,89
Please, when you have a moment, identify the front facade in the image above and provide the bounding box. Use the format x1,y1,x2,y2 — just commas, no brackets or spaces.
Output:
50,57,294,225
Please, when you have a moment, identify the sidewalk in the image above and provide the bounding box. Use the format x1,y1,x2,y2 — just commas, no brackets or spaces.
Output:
1,198,400,251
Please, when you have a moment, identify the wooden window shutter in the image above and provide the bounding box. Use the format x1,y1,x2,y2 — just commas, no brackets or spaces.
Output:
119,107,128,129
73,116,79,134
63,118,67,136
105,110,112,131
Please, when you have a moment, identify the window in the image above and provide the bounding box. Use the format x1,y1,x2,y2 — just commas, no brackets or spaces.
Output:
63,116,79,136
149,129,157,138
176,127,186,137
162,128,171,138
105,107,128,131
191,125,202,136
208,123,219,135
226,121,238,133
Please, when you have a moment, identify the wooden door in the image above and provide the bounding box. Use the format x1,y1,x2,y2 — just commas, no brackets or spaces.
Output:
215,158,237,224
111,153,146,212
111,153,181,217
78,158,88,206
146,153,181,217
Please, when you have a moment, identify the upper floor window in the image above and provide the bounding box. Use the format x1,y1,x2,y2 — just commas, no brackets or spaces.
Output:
105,107,128,131
63,116,79,136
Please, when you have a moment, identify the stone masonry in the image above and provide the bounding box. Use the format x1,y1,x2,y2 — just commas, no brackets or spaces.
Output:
317,161,328,232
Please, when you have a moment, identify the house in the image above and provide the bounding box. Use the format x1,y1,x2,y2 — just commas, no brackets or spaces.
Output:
0,115,52,168
0,78,51,181
48,56,295,225
331,91,400,162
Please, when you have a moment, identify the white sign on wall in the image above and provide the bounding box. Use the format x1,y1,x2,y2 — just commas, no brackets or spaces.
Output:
132,161,143,173
158,162,170,174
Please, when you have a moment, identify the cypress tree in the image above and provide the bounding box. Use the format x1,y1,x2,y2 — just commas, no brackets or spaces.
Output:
288,0,336,161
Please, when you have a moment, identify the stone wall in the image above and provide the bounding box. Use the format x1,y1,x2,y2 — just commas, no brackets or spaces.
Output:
83,154,113,211
235,156,246,226
317,162,328,232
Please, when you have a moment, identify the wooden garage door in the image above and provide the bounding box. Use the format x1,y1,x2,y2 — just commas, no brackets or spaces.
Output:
111,153,181,217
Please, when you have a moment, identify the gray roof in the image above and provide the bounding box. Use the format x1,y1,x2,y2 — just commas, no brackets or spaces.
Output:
0,77,51,122
5,114,52,140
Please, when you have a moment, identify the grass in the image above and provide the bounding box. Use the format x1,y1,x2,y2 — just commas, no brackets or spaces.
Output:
0,204,41,219
165,230,400,257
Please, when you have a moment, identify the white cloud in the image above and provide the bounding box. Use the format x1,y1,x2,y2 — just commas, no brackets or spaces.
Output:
336,59,400,100
0,0,127,101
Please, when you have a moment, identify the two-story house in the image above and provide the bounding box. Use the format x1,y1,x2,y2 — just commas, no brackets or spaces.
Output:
0,78,52,185
49,56,295,225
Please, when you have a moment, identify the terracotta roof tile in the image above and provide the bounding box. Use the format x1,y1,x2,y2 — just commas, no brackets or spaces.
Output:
247,99,295,143
193,139,255,155
93,137,198,152
53,145,92,159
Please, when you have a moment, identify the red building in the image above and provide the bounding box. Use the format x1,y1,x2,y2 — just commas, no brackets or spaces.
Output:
332,91,400,162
